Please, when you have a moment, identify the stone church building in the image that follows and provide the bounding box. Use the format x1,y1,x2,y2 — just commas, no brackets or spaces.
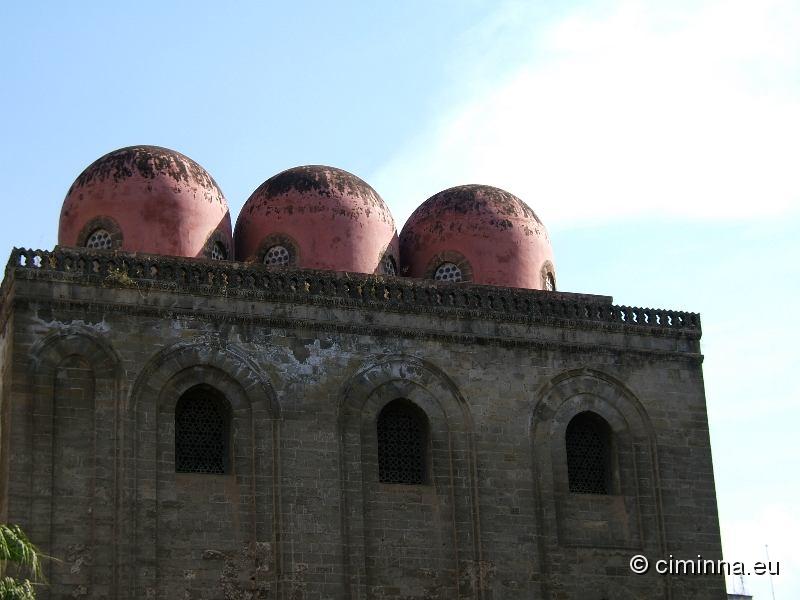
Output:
0,146,726,599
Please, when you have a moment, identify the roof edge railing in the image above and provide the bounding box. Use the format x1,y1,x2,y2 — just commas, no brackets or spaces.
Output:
4,247,701,333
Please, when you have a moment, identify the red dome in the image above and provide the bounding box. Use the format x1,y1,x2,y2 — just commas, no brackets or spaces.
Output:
400,185,556,290
234,165,399,274
59,146,232,259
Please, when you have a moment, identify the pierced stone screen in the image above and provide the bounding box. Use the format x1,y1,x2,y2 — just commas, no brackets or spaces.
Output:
434,262,462,282
264,245,290,266
211,242,226,261
86,229,113,250
175,387,229,474
381,254,397,276
377,400,428,485
566,413,610,494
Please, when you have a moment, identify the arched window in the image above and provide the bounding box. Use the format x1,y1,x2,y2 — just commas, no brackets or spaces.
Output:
377,399,429,485
86,228,113,250
175,384,231,474
565,412,612,494
210,241,227,260
264,245,290,267
541,261,557,291
434,262,462,282
380,254,397,276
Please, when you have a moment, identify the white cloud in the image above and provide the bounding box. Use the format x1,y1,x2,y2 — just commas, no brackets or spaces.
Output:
373,0,800,229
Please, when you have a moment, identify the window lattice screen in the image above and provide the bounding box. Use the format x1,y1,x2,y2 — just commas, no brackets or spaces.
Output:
210,242,226,261
381,254,397,276
86,229,113,250
264,245,290,266
175,389,229,474
377,400,427,485
566,414,610,494
434,262,462,282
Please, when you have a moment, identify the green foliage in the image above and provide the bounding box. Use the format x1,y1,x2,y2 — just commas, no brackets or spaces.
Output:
0,577,36,600
0,525,43,600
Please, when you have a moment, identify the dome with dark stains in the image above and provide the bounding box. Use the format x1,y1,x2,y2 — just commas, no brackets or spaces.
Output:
234,165,399,274
59,146,232,259
399,185,556,290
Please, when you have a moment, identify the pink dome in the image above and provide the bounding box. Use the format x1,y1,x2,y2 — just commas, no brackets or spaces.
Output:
399,185,556,290
59,146,232,259
234,165,399,274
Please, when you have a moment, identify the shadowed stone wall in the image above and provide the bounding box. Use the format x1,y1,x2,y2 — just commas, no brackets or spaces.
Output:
0,248,726,599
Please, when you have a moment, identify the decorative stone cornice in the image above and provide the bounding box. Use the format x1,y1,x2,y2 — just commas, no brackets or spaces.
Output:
3,247,701,337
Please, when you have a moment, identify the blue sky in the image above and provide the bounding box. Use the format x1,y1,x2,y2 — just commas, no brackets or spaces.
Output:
2,1,798,596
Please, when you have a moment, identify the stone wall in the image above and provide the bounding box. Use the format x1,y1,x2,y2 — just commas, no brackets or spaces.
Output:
0,248,726,599
0,307,11,521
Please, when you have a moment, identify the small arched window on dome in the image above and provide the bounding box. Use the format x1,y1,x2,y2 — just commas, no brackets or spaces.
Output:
380,254,397,276
85,228,113,250
210,241,227,261
264,245,291,267
434,262,462,283
377,399,429,485
175,385,231,474
541,262,556,291
565,412,612,494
